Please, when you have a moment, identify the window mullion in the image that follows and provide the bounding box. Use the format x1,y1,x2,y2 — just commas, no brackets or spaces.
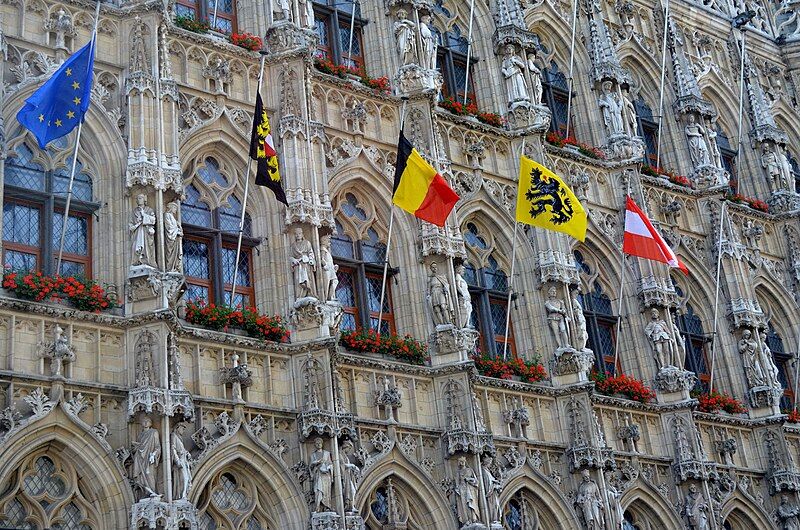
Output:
330,13,342,66
478,290,494,357
356,262,370,330
43,195,55,276
212,229,225,305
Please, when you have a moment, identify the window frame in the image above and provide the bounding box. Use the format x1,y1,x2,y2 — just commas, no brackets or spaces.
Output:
312,0,365,69
633,96,660,166
465,262,516,358
675,304,712,391
437,37,477,105
579,282,619,374
542,62,573,137
175,0,237,33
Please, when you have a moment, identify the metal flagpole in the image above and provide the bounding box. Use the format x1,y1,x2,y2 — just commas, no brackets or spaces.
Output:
564,0,580,140
56,0,100,276
375,98,409,335
611,183,631,373
346,0,358,69
230,53,268,304
793,328,800,410
461,0,477,106
655,0,670,168
212,0,220,31
734,28,747,195
707,200,727,394
501,137,526,361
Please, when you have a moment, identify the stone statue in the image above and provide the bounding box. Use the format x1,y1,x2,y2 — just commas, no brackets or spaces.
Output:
576,469,605,530
777,494,800,530
394,9,416,66
132,416,161,497
606,482,624,530
339,438,361,512
171,422,191,501
598,81,624,136
291,227,317,299
759,331,781,390
428,262,453,326
129,194,157,268
778,145,794,190
163,201,183,273
44,324,75,377
298,0,314,29
454,264,473,328
622,92,638,136
739,329,767,387
501,45,529,105
762,144,783,189
645,308,680,369
706,118,722,169
528,51,543,105
418,14,437,70
545,286,570,349
309,437,333,512
319,234,339,302
49,8,72,50
685,114,711,168
274,0,290,21
481,455,503,524
683,484,709,530
571,289,589,351
455,456,480,524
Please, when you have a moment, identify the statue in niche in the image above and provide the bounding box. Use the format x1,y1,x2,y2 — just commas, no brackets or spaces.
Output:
759,331,781,390
545,286,570,349
527,50,543,105
777,494,800,530
41,324,75,377
685,114,711,168
763,143,793,191
418,14,437,70
481,455,502,524
428,262,453,326
606,482,625,530
598,81,624,136
339,438,361,512
576,469,605,530
501,45,530,105
309,437,334,512
455,456,480,524
132,415,161,498
571,288,589,350
319,234,339,302
274,0,290,22
645,308,681,369
291,227,317,299
167,332,184,391
129,194,157,268
454,264,473,328
683,484,710,530
622,91,638,136
739,328,767,387
171,422,191,501
394,9,416,66
777,145,794,190
706,117,723,169
297,0,314,29
135,331,155,388
163,201,183,273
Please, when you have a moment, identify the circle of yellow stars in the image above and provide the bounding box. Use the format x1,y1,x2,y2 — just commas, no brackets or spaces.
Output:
36,66,82,128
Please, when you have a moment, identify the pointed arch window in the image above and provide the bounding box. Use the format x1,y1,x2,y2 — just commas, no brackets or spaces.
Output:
503,490,541,530
464,222,515,357
574,250,618,372
197,470,274,530
634,96,659,166
542,59,573,136
765,323,794,410
715,126,737,190
332,193,394,333
672,281,711,391
434,23,477,105
181,158,257,307
313,0,365,69
2,143,97,278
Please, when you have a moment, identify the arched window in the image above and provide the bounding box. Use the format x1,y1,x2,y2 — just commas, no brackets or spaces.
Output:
0,454,100,529
181,157,256,307
574,250,617,372
434,22,477,104
2,142,97,277
633,96,659,166
464,222,514,357
715,126,737,189
332,193,393,333
542,59,572,136
313,0,364,68
503,490,541,530
788,153,800,193
765,322,794,410
196,470,274,529
672,280,711,391
361,477,433,529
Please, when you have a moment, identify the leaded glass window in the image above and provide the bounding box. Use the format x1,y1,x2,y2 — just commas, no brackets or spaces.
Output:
543,60,573,136
197,470,274,530
175,0,237,33
434,23,477,105
634,96,660,166
313,0,364,69
574,250,618,373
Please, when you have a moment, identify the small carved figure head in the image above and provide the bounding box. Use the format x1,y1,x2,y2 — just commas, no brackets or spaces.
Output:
314,437,324,450
482,455,493,467
580,469,591,481
140,415,152,429
430,262,438,274
688,483,699,494
650,308,660,320
504,44,515,57
320,234,331,248
421,13,432,24
396,8,407,20
742,329,752,340
166,201,179,215
455,264,466,276
174,422,187,434
457,456,467,468
602,80,613,93
547,286,557,298
294,227,304,241
136,194,147,206
687,114,696,125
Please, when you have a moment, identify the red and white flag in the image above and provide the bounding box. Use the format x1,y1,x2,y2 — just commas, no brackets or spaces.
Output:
623,196,688,274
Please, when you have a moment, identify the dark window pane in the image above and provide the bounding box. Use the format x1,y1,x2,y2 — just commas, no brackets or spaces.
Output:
340,313,357,331
336,270,357,307
5,145,45,191
338,26,361,56
212,17,232,33
464,263,479,287
224,291,248,308
53,160,93,202
369,318,391,334
366,276,390,313
58,260,85,278
52,214,88,255
221,248,250,286
186,284,209,302
182,185,213,226
3,203,40,246
183,240,211,279
196,158,229,187
505,499,522,530
489,300,507,336
206,0,232,13
341,194,367,220
464,223,487,249
370,488,389,524
175,4,196,17
219,195,248,234
332,222,354,259
4,250,37,271
361,228,385,264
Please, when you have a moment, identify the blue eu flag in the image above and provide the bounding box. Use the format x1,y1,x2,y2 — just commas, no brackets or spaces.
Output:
16,38,96,149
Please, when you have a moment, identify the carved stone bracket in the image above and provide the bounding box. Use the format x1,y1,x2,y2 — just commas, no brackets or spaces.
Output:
395,64,442,95
128,387,194,420
653,367,696,396
726,298,766,330
768,190,800,214
538,250,580,285
552,348,593,380
442,428,495,456
265,21,317,56
285,189,335,228
298,408,355,441
311,510,341,530
638,275,679,310
420,223,467,259
747,385,783,409
604,135,645,163
429,326,478,367
130,498,197,530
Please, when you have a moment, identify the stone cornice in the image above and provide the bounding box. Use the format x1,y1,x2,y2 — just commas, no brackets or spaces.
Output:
591,393,697,413
693,410,788,428
333,350,472,377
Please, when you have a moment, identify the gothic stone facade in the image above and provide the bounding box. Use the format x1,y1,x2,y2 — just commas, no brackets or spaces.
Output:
2,0,800,528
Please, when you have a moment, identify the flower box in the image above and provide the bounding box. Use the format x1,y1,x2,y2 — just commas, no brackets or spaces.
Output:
640,163,694,189
339,329,427,365
787,409,800,424
438,97,505,129
174,15,210,34
545,132,606,161
229,32,263,51
472,353,548,384
725,193,769,213
312,58,392,95
591,371,655,403
184,300,289,342
2,270,116,313
694,390,746,414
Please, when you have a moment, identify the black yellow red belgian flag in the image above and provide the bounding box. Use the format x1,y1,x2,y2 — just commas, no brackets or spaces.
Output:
392,132,459,227
249,93,287,205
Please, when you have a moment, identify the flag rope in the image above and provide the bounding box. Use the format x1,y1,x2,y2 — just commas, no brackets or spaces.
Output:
655,0,670,169
564,0,579,140
230,53,267,304
375,98,408,335
501,137,526,361
461,0,477,106
708,199,727,393
55,0,100,276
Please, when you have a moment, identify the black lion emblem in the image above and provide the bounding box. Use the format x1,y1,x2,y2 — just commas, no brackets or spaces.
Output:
524,168,574,225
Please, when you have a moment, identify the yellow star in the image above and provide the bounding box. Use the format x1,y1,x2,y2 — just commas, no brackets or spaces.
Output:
65,68,72,76
73,97,81,105
67,110,75,119
38,114,45,122
72,81,80,89
55,119,63,127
